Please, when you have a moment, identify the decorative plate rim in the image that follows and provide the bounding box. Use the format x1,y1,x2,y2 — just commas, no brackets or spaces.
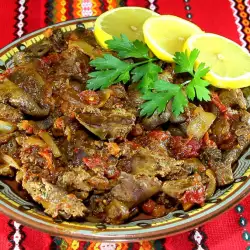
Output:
0,17,249,242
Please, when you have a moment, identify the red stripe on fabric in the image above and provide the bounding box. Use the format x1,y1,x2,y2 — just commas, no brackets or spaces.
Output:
0,214,12,249
190,0,241,44
0,1,17,48
126,0,148,8
26,0,47,34
156,0,187,17
164,231,193,250
205,196,250,250
22,225,52,250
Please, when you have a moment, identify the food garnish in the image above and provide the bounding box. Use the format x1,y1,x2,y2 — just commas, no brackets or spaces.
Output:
183,33,250,89
142,15,203,62
93,7,159,48
87,34,211,116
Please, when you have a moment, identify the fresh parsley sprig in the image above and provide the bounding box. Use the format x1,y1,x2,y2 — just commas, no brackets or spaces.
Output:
87,34,160,92
141,49,211,117
87,34,211,117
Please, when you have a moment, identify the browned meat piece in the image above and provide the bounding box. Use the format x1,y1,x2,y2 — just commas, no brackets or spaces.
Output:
128,146,187,180
127,83,144,113
76,109,136,140
22,177,87,219
200,145,234,186
56,47,90,82
223,110,250,167
0,103,23,123
142,107,171,130
211,115,231,146
49,28,68,53
28,39,52,57
0,79,49,117
9,64,50,108
0,137,20,160
162,174,206,209
57,167,92,194
111,172,161,208
105,172,161,223
219,89,247,109
105,199,130,224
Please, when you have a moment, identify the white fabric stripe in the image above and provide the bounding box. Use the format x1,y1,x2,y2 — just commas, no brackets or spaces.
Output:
81,0,93,17
16,0,27,38
13,221,22,250
245,0,250,23
193,228,205,250
228,0,247,47
148,0,157,12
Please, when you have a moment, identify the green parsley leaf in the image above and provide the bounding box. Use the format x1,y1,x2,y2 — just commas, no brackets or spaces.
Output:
106,34,150,59
131,63,162,93
172,89,188,116
87,34,212,118
174,49,199,76
140,91,175,117
140,80,182,117
194,62,210,78
152,79,180,92
185,61,211,101
87,54,132,90
187,78,211,101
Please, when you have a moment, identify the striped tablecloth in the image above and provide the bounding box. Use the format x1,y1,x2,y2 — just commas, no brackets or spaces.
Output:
0,1,249,249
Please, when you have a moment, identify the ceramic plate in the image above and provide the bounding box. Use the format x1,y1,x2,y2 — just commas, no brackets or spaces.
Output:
0,17,249,242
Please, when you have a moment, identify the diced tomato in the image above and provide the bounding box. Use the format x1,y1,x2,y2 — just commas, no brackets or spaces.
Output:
181,186,205,205
82,156,105,168
152,205,167,217
54,117,65,130
19,120,34,134
219,133,237,150
39,148,54,170
170,136,202,159
142,199,156,214
79,90,100,105
202,132,216,147
126,141,141,150
41,53,61,65
104,167,120,179
148,130,170,141
0,68,12,81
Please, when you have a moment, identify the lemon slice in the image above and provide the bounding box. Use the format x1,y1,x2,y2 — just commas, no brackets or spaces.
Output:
184,33,250,89
143,15,203,62
94,7,159,49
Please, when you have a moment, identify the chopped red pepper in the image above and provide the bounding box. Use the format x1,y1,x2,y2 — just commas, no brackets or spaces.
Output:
79,90,100,105
152,205,167,217
54,117,65,130
170,136,202,159
82,156,106,168
148,130,170,141
0,68,12,81
202,132,216,147
142,199,156,214
41,53,61,65
38,148,54,170
211,92,227,113
104,167,120,179
181,186,205,205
